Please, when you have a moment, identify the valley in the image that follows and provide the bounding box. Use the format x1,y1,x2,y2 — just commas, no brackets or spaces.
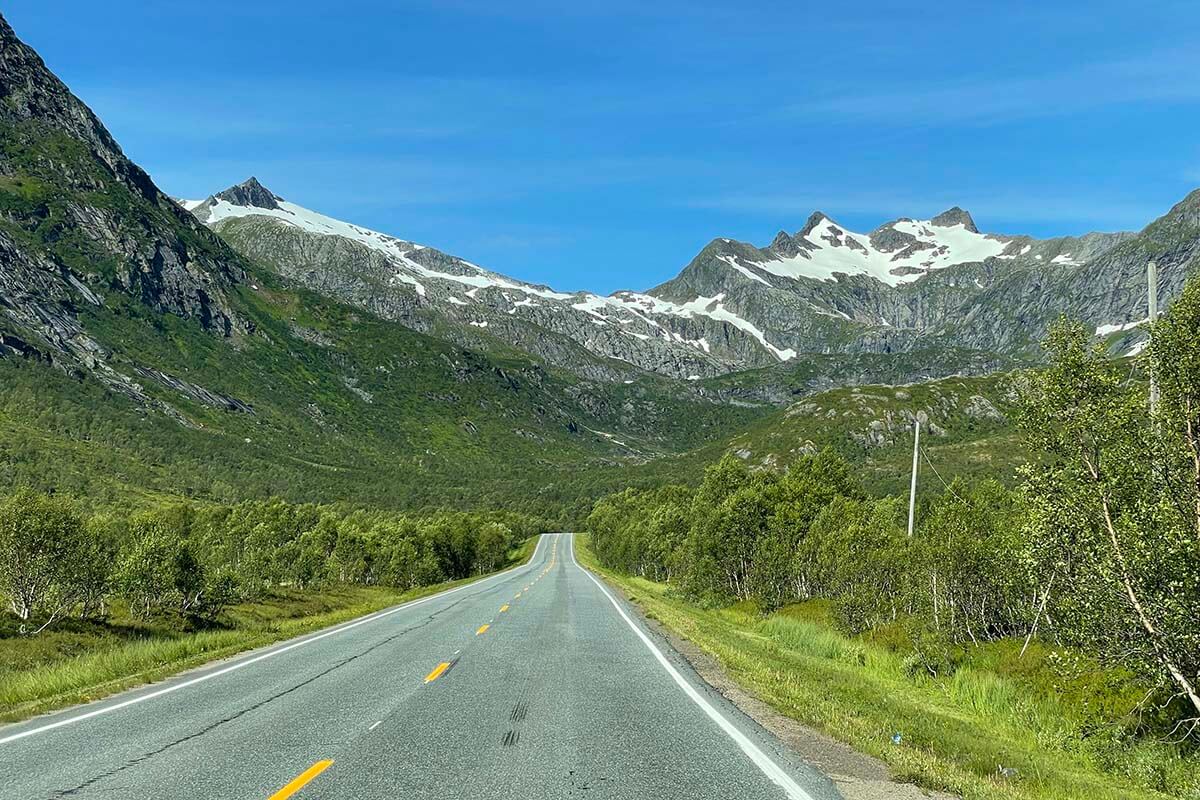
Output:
1,7,1199,800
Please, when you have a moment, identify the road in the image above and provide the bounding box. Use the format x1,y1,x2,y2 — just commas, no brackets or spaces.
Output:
0,533,840,800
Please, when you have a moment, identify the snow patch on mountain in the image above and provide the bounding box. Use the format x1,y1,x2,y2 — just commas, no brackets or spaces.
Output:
1095,318,1147,336
192,179,840,367
718,255,773,287
752,214,1007,286
669,294,796,360
200,192,584,306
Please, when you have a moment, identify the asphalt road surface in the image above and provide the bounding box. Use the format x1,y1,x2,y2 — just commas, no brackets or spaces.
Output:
0,533,841,800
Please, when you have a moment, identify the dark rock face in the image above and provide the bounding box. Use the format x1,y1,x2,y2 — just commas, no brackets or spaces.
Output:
798,211,830,237
769,230,802,258
214,177,281,210
868,224,921,253
0,14,148,197
930,206,979,232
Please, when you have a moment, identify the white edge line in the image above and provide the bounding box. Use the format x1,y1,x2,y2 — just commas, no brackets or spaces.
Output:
0,534,554,746
368,720,383,732
567,534,817,800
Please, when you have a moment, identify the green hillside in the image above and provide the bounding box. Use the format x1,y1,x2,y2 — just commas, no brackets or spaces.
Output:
0,263,766,517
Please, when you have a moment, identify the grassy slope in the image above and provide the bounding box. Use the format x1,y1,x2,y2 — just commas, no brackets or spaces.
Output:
616,371,1025,498
0,259,765,516
0,112,765,517
722,373,1024,495
0,536,540,724
576,537,1198,800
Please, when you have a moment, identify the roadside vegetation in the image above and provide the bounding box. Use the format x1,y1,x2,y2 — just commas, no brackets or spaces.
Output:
0,494,543,721
583,278,1200,799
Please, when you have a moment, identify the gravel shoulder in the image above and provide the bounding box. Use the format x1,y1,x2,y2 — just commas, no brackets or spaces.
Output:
612,581,960,800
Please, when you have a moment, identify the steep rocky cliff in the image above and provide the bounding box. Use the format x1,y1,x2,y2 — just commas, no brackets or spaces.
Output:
0,13,248,385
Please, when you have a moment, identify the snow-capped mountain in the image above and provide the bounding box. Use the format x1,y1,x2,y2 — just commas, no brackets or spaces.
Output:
746,208,1010,286
185,178,1198,384
186,179,801,380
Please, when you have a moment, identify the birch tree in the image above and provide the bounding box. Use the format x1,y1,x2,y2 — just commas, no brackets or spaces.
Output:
1021,317,1200,719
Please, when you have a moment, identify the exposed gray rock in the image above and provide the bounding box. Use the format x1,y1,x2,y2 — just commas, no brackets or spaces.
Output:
930,206,979,233
214,176,281,210
130,366,254,413
964,395,1004,422
0,11,249,400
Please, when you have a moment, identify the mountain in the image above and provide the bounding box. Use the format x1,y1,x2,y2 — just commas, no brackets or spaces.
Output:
0,12,763,513
189,179,769,381
189,178,1198,391
0,13,248,397
650,210,1141,359
635,369,1025,497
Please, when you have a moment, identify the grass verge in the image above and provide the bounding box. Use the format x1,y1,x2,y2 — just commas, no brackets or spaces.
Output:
0,536,540,724
574,534,1199,800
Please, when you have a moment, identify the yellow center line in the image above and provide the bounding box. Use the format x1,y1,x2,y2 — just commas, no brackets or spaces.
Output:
424,661,452,683
500,604,509,612
268,760,334,800
476,624,490,635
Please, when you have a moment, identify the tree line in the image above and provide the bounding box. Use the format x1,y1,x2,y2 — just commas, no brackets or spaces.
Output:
0,493,544,632
589,277,1200,726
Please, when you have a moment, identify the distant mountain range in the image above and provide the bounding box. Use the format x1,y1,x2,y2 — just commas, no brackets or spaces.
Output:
180,175,1197,386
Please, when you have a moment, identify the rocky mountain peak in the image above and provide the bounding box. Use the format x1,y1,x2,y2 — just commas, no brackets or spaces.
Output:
0,12,156,199
769,229,795,254
798,211,831,237
0,10,247,373
214,177,282,210
930,206,979,233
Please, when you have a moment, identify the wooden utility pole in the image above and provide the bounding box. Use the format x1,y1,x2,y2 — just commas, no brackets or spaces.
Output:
1148,260,1159,415
907,419,920,537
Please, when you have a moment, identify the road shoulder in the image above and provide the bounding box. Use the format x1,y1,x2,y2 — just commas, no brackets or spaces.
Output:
594,575,959,800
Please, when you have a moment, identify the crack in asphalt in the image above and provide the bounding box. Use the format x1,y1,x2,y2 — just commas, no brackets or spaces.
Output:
44,583,508,799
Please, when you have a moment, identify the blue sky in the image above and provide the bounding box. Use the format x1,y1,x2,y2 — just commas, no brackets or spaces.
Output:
7,1,1200,293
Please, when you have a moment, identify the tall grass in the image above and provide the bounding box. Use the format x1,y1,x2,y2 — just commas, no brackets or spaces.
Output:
757,615,865,664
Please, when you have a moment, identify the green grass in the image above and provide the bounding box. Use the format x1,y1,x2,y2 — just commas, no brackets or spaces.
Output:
575,535,1200,800
0,536,540,723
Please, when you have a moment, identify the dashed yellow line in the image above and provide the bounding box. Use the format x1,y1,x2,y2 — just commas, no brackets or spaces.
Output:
424,661,452,683
269,760,334,800
476,624,490,635
500,604,509,612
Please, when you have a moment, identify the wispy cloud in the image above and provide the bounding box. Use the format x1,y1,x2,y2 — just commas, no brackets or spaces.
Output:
783,48,1200,128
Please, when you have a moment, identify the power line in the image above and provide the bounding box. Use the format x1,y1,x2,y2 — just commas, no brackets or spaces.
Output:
919,445,968,505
